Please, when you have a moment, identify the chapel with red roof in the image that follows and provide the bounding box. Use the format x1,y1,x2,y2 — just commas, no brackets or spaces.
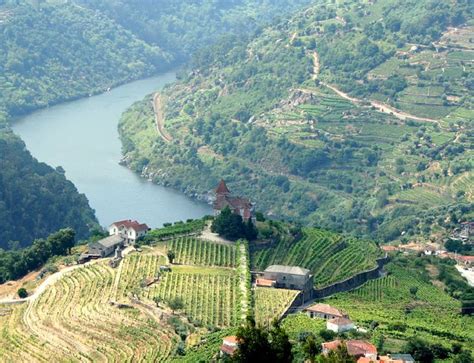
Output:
213,180,255,222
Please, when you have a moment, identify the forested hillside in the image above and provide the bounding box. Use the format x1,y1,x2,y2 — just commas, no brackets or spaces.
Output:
0,0,313,249
74,0,313,62
0,131,98,249
120,0,473,243
0,1,169,120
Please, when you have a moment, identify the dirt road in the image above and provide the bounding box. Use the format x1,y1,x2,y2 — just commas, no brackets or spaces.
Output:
153,92,173,142
310,51,441,125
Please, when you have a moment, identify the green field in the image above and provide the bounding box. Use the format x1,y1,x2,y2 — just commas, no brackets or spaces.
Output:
168,238,237,267
254,287,300,327
252,228,382,288
325,261,474,350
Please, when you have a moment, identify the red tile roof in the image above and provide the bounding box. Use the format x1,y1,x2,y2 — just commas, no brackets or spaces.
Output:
457,255,474,263
216,179,231,194
256,278,276,287
306,303,345,317
111,220,149,232
323,340,377,357
223,336,239,345
347,340,377,356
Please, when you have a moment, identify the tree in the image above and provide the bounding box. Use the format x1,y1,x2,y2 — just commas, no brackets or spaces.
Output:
167,250,176,264
153,296,161,307
17,287,28,298
211,207,248,240
409,286,418,298
168,297,184,313
303,334,321,362
317,345,355,363
454,350,474,363
233,317,293,362
404,337,434,363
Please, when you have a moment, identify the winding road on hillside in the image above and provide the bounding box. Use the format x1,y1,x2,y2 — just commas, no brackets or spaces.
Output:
309,50,441,125
153,92,173,142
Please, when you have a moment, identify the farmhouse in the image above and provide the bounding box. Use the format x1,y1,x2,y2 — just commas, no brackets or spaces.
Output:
263,265,312,290
220,335,239,357
304,303,347,320
213,180,255,221
358,353,415,363
326,317,354,333
322,340,377,361
109,219,149,244
88,235,124,258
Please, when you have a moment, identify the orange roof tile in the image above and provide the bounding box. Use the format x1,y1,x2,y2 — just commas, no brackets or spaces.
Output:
306,303,345,317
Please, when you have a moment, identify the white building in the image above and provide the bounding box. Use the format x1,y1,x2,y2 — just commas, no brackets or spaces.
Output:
327,317,355,333
109,220,149,244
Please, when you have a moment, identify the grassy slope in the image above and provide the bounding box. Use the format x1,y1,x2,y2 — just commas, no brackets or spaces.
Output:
252,226,382,288
324,258,474,351
119,0,473,244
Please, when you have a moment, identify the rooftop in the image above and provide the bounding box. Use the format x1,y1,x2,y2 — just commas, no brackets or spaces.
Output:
94,235,123,248
216,179,231,195
328,317,353,326
347,340,377,356
110,219,149,232
264,265,311,276
305,303,345,317
255,278,276,287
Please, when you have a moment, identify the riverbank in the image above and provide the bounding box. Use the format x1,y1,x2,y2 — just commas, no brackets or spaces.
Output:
13,73,212,228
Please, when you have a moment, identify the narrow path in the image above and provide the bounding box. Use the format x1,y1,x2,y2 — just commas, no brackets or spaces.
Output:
456,265,474,287
309,51,441,125
238,243,249,321
153,92,173,142
199,222,235,246
0,260,99,305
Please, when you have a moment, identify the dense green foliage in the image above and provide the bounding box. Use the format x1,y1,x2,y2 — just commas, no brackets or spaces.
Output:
325,256,474,351
0,132,97,248
0,228,76,283
211,206,257,241
120,0,473,243
74,0,312,62
252,224,382,288
0,0,169,120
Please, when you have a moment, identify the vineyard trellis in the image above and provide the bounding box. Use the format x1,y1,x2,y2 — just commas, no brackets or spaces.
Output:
254,287,300,327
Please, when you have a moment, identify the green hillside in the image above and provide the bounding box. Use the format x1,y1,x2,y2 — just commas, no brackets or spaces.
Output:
252,226,382,288
324,256,474,352
119,0,473,243
0,131,98,248
0,1,169,120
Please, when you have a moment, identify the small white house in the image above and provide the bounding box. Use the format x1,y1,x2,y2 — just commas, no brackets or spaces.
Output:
327,317,355,333
109,220,149,244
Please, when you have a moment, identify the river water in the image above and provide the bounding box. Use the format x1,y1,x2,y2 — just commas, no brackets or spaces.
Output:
12,72,212,228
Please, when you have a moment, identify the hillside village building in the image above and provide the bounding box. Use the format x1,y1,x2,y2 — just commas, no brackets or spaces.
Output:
88,235,124,258
109,219,149,244
305,303,348,320
322,340,377,361
262,265,313,300
213,180,255,221
220,336,239,357
326,317,355,333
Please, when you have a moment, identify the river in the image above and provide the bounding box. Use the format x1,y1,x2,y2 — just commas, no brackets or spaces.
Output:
12,72,212,228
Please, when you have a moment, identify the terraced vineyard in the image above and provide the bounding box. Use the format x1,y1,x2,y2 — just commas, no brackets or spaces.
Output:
254,287,299,327
116,253,167,300
326,263,474,350
252,228,382,288
168,238,237,267
0,262,178,362
147,266,240,327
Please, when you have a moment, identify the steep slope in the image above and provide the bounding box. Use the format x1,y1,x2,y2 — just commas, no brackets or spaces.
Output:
0,1,169,120
74,0,313,61
0,131,98,248
119,0,473,243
